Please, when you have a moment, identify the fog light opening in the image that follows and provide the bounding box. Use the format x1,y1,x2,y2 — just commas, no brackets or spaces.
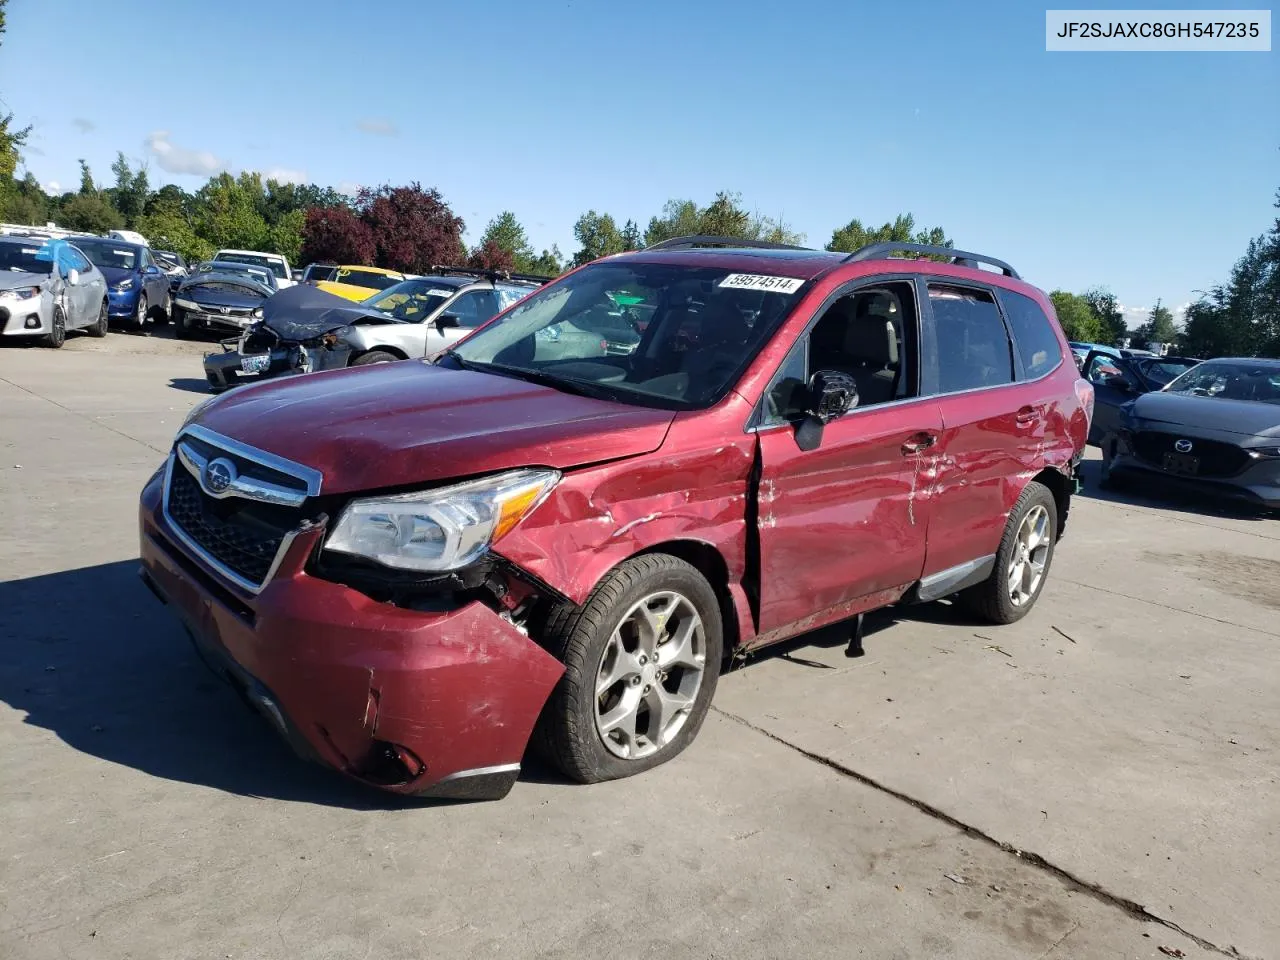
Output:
361,740,426,786
24,315,40,329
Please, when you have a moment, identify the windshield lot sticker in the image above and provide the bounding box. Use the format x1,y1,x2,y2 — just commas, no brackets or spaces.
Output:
719,274,804,294
425,288,452,296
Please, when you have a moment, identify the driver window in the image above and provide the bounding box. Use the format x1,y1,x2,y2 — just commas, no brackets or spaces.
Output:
760,282,916,426
443,290,500,329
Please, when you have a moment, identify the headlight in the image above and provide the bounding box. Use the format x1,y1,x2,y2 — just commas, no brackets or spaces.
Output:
175,297,200,310
252,307,263,318
114,278,135,291
1249,446,1280,459
325,468,560,572
4,286,39,300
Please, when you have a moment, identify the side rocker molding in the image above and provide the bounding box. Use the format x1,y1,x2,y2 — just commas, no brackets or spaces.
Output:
913,554,997,603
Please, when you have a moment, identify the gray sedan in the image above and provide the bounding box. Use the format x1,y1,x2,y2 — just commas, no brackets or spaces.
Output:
0,237,109,347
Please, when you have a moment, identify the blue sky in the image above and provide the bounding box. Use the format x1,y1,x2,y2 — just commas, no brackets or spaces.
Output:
3,0,1276,326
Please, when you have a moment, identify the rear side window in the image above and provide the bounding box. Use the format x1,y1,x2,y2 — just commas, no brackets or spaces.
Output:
1000,289,1062,379
928,284,1014,393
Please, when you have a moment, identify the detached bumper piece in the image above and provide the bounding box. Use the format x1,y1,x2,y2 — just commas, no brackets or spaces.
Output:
203,329,354,392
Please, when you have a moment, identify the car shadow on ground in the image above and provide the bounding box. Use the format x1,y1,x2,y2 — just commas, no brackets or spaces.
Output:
0,559,568,808
168,377,211,394
1073,456,1272,522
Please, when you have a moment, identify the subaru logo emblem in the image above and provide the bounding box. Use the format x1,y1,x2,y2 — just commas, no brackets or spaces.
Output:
1174,439,1193,454
202,457,236,495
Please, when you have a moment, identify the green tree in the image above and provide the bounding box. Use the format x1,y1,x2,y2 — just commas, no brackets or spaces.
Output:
619,219,643,251
1082,288,1127,345
644,191,803,247
526,245,563,277
474,211,535,271
825,213,950,253
0,1,32,204
1048,291,1104,342
138,185,210,262
78,159,96,195
59,191,124,233
1135,299,1178,347
193,172,270,251
572,210,627,265
110,152,150,228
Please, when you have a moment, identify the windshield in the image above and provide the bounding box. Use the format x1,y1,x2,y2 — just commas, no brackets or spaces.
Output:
196,261,275,288
214,252,287,279
447,262,803,409
364,279,461,320
1135,357,1199,386
1164,361,1280,404
0,242,54,275
75,240,138,271
305,264,337,281
334,268,400,291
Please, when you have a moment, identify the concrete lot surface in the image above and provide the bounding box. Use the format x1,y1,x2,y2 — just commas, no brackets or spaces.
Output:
2,332,1276,959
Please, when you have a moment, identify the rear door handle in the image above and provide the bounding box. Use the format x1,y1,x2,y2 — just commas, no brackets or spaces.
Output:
1015,405,1041,425
902,432,937,455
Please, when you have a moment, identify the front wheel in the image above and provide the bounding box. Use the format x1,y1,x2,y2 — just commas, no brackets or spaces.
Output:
534,554,723,784
88,299,109,338
43,306,67,348
351,349,400,366
132,293,148,331
959,481,1057,624
173,308,196,340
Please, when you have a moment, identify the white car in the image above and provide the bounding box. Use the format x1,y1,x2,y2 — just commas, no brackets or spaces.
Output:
212,249,294,289
108,229,150,247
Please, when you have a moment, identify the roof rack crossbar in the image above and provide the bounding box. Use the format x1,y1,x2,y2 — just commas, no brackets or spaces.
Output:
428,264,554,284
644,234,812,252
843,242,1020,279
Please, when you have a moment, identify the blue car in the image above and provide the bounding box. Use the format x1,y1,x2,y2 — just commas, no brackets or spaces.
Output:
72,237,171,330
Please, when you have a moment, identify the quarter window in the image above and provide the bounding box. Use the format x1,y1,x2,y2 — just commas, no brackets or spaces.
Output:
928,284,1014,393
1000,289,1062,379
443,290,500,328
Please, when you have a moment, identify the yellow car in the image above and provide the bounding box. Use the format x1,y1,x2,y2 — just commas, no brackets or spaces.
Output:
315,265,407,301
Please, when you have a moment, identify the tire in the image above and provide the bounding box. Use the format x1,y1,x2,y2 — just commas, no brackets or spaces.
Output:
87,299,109,338
958,481,1057,625
351,349,400,366
1097,439,1126,491
173,308,196,340
153,291,172,326
534,554,723,784
133,293,148,331
43,306,67,348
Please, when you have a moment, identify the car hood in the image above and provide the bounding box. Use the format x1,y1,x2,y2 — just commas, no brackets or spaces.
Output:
1130,390,1280,438
259,283,390,340
191,362,675,494
0,270,48,290
98,265,136,285
180,282,267,310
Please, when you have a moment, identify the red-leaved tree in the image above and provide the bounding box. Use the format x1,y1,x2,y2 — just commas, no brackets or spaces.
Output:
359,183,466,273
299,206,375,266
467,239,515,271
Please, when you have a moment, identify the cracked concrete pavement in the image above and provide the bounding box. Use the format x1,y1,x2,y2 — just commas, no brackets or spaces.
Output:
1,333,1275,959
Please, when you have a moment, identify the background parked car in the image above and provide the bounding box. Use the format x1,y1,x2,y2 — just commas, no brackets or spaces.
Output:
1082,350,1201,444
211,249,294,289
315,265,406,301
174,262,277,340
1100,357,1280,510
0,236,109,346
72,237,171,330
153,250,189,292
300,263,337,285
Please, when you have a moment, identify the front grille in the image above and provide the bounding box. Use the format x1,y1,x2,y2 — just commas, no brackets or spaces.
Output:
1132,431,1250,478
166,468,300,587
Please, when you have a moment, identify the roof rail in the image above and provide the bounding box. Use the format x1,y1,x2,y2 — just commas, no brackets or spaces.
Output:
428,264,554,284
644,234,812,252
843,242,1020,279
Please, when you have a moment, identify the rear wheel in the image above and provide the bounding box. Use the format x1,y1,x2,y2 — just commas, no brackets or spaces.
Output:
959,481,1057,625
87,299,109,338
351,349,400,366
534,554,722,784
43,306,67,348
153,291,172,326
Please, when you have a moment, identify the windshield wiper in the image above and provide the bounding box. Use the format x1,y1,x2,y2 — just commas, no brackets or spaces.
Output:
474,362,623,401
433,348,478,370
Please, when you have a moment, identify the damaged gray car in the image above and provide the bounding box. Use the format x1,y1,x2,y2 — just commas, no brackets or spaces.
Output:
0,236,110,347
202,268,547,391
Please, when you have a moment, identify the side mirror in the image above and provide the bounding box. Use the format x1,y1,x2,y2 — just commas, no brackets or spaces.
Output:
795,370,859,452
435,312,461,334
66,268,80,286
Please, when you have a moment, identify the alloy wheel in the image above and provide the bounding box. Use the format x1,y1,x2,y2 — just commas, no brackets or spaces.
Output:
1007,504,1050,606
594,591,707,760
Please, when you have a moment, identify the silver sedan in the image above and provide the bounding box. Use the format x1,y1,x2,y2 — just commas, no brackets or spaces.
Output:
0,236,110,347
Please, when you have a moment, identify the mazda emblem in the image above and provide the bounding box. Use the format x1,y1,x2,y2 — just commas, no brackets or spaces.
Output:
1174,439,1193,454
202,457,236,495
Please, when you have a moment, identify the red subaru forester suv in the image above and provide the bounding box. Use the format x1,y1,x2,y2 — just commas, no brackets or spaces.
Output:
139,237,1093,800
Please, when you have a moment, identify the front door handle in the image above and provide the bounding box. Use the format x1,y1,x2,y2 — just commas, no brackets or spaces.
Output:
902,432,937,455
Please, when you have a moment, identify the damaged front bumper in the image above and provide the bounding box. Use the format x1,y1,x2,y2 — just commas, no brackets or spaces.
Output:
137,472,565,800
203,336,352,392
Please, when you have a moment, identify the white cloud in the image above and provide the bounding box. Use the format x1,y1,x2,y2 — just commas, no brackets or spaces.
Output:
72,118,95,134
355,118,398,136
43,181,60,194
337,180,363,196
259,167,308,184
145,131,226,176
